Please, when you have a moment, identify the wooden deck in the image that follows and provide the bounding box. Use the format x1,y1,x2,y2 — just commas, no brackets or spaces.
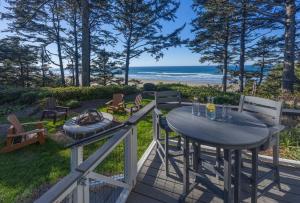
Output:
127,147,300,203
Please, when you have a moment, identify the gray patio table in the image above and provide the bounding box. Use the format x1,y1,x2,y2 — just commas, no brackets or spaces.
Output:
166,106,270,203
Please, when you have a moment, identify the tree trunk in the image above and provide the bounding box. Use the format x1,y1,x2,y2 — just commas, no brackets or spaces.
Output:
124,31,132,85
258,55,265,86
125,46,130,85
223,44,228,92
222,18,230,93
81,0,90,86
73,6,80,87
19,58,25,87
56,33,65,86
41,49,46,87
282,0,296,93
239,0,247,92
54,0,65,86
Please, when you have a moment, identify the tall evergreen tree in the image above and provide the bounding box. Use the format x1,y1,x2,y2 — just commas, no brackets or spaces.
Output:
254,0,299,92
112,0,185,85
0,37,40,87
248,36,281,86
3,0,67,85
91,50,123,86
190,0,238,92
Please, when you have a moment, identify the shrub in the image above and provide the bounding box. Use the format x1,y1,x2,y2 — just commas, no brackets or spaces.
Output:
64,100,81,109
19,91,38,105
46,85,140,102
156,83,240,105
143,83,156,91
0,88,24,105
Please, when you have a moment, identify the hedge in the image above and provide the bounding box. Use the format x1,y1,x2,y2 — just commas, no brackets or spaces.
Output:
1,83,240,106
0,85,140,105
155,83,240,105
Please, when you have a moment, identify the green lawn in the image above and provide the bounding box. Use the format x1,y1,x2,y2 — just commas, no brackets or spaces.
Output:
0,99,153,202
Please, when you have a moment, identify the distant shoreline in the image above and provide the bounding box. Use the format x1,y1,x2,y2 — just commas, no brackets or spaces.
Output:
139,79,214,87
136,79,239,91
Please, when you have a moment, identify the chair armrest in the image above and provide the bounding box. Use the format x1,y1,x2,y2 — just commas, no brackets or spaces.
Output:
56,106,69,111
118,102,125,107
154,108,163,116
269,125,286,135
106,100,113,105
22,121,46,126
15,129,45,137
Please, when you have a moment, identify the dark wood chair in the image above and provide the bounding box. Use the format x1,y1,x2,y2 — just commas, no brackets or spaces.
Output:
41,97,69,124
125,94,143,115
239,95,284,189
1,114,46,153
154,91,182,175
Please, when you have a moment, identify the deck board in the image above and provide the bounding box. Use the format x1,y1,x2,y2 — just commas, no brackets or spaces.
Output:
127,147,300,203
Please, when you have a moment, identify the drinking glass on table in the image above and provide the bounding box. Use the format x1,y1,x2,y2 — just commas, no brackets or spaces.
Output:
192,97,200,116
206,97,216,120
222,104,232,120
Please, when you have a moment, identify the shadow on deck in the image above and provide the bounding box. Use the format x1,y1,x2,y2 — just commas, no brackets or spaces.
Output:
127,147,300,203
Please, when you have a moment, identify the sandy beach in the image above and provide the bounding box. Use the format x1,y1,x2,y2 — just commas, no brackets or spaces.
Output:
135,79,239,92
139,79,220,87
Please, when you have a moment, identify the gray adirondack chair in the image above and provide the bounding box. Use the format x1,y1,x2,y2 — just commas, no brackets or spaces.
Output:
239,95,284,189
154,91,182,175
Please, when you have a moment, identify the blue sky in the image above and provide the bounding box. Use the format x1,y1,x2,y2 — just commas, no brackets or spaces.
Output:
0,1,290,67
0,1,203,66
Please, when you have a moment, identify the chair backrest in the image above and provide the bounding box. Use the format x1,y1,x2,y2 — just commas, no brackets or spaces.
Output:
155,91,181,107
112,94,124,106
135,94,142,107
7,114,24,134
239,95,283,125
46,97,57,109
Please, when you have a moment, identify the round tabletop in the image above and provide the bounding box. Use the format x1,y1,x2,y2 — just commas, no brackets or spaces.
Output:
166,106,270,149
63,112,113,139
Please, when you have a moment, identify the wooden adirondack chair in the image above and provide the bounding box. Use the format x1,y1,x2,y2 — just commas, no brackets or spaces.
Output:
106,94,125,113
1,114,46,153
125,94,143,115
41,97,69,124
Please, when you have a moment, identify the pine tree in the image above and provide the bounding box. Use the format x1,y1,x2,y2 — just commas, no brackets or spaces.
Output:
91,50,123,86
248,36,281,86
0,37,40,87
3,0,67,85
112,0,185,85
190,0,238,92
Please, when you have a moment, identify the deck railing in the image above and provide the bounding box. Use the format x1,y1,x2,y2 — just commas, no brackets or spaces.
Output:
34,99,299,203
35,100,156,203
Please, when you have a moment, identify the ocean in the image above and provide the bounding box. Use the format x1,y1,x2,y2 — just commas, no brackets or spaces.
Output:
128,66,259,84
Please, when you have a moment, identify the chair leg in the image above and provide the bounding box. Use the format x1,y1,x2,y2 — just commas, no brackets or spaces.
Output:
53,114,57,124
165,130,169,175
216,147,221,179
251,148,258,203
41,111,45,121
177,136,182,150
273,135,281,190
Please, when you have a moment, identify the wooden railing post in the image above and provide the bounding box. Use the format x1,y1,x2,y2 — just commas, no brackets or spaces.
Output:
71,146,89,203
125,125,138,187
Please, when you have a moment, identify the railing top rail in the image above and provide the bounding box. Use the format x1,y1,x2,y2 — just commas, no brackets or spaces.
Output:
126,100,156,125
34,170,82,203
